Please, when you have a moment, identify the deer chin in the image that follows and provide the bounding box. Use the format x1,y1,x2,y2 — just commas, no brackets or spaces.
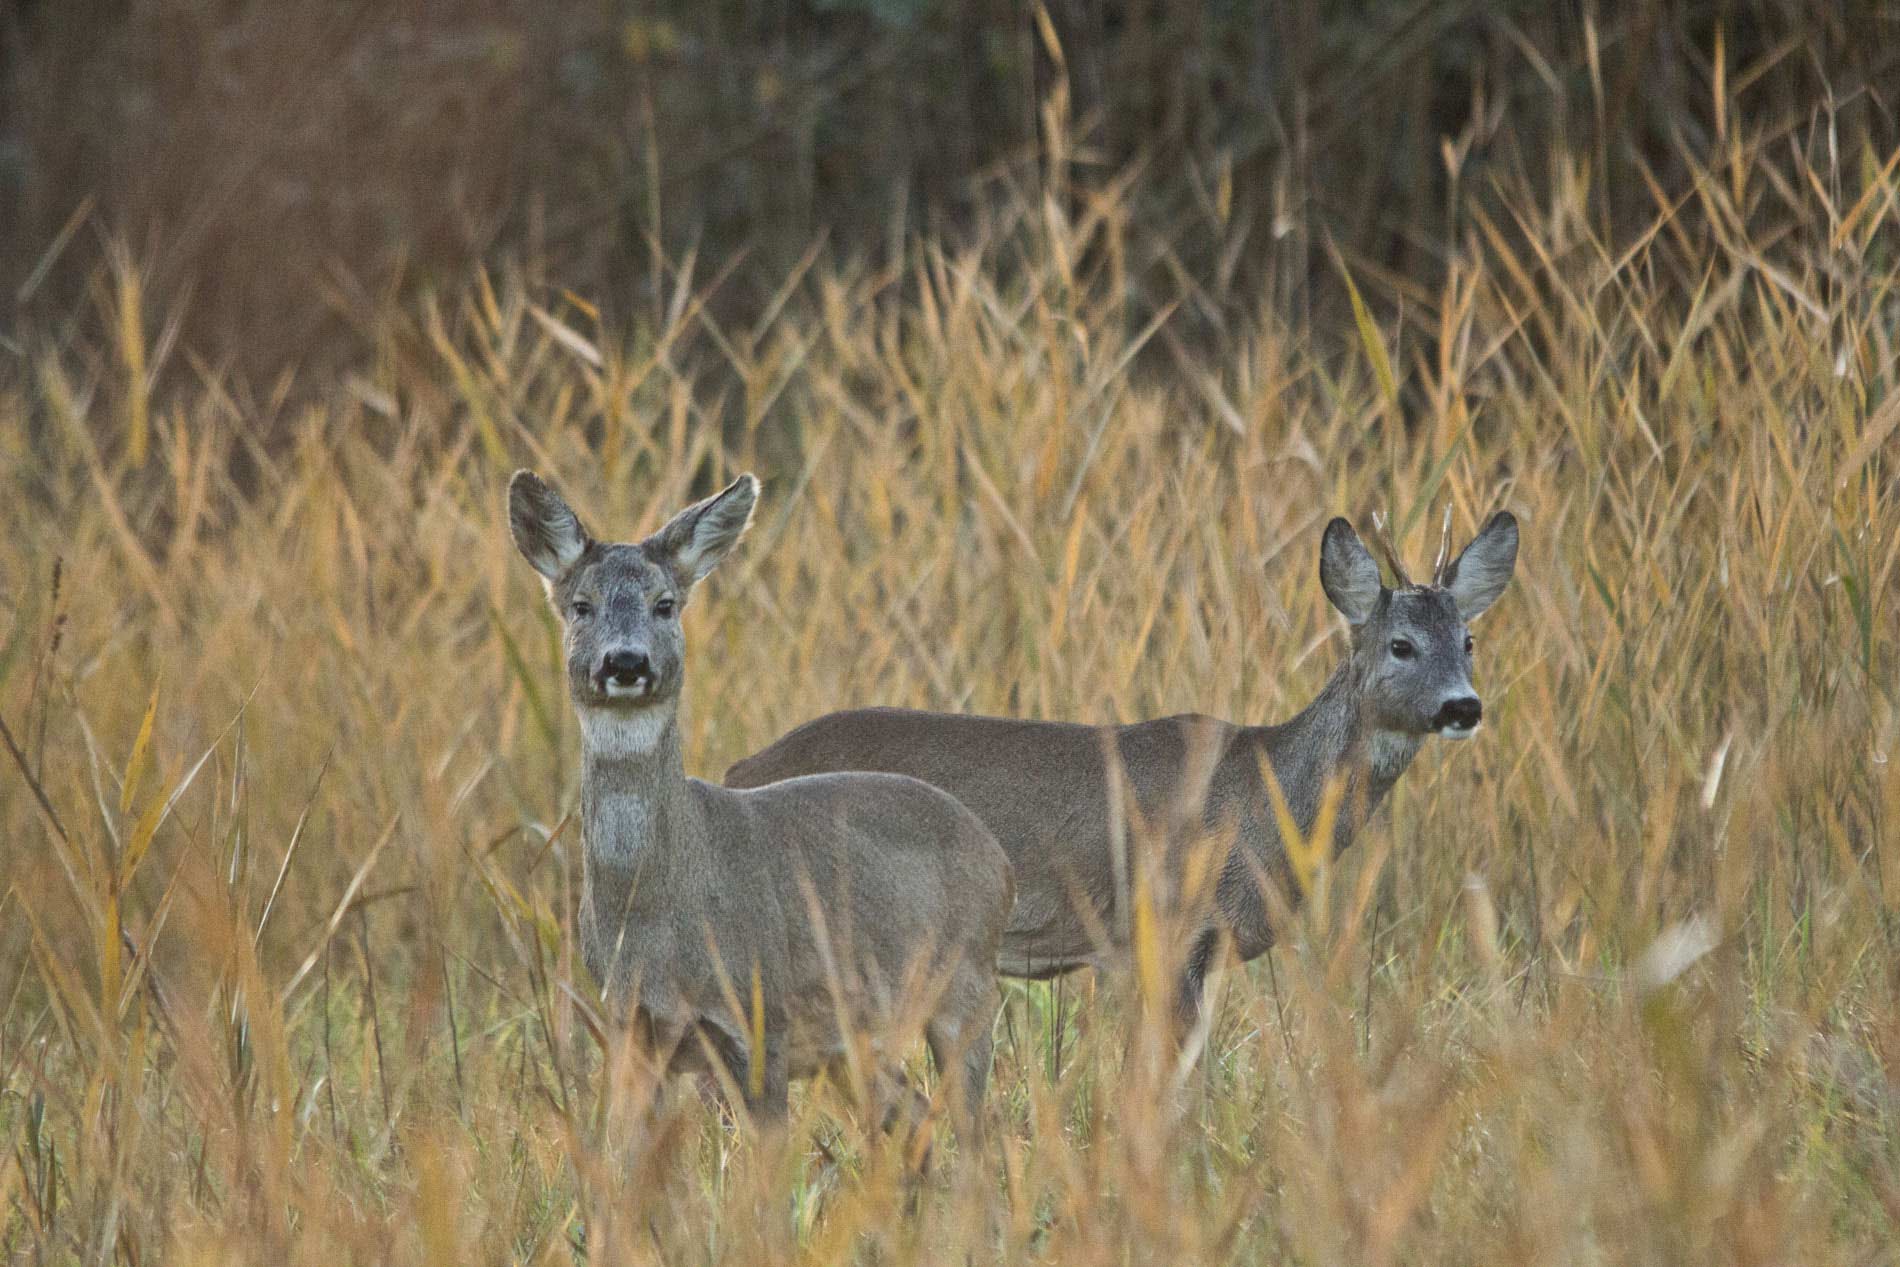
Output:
1436,719,1481,740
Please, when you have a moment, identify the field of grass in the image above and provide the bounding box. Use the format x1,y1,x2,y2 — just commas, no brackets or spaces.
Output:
3,120,1899,1265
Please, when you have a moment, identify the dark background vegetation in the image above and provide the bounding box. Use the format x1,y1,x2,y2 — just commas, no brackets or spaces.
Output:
2,0,1895,393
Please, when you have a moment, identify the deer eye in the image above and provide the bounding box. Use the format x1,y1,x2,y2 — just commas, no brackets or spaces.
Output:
570,600,594,619
1389,638,1416,661
653,597,677,619
1464,635,1475,654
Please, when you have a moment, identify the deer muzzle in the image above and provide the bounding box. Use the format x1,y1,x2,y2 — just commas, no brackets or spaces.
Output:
1432,694,1482,737
596,649,657,699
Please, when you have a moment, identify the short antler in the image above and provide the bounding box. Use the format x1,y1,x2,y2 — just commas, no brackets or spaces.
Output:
1431,505,1454,586
1368,510,1414,589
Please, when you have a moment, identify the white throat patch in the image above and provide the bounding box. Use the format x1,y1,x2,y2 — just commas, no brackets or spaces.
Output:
578,706,672,759
1367,729,1425,782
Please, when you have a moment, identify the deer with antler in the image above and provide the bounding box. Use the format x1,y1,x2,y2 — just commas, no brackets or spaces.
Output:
727,511,1518,1026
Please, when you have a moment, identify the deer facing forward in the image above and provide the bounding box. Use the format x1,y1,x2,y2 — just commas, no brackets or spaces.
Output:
509,469,1013,1135
726,512,1518,1026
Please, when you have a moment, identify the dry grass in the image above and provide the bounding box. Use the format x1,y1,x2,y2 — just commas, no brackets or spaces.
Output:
3,118,1899,1266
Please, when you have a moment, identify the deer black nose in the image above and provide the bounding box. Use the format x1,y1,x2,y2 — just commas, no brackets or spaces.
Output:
598,650,654,691
1434,695,1482,732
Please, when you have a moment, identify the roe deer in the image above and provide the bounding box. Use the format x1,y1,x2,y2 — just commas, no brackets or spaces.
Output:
726,511,1517,1027
509,469,1013,1137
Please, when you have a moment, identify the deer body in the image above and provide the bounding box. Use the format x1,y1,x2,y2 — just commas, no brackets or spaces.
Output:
727,513,1518,1021
731,668,1421,980
510,470,1012,1129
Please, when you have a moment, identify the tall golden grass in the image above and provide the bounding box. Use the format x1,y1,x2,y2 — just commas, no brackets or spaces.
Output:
3,120,1899,1264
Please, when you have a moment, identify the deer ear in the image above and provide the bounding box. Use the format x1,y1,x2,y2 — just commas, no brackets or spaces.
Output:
649,474,759,586
508,470,591,581
1443,511,1518,619
1319,518,1384,625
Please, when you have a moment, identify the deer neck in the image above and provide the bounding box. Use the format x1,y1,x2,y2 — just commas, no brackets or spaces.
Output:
1254,660,1423,854
577,707,709,901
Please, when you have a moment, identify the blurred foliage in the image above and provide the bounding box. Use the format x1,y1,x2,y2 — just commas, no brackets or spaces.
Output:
1,0,1893,392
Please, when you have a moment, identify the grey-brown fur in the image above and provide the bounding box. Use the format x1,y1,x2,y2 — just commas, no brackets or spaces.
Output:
727,512,1517,1024
508,470,1013,1135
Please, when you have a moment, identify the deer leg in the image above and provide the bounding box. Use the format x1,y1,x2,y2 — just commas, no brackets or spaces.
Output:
927,976,998,1152
872,1067,932,1135
1173,927,1224,1039
867,1064,935,1175
690,1021,787,1129
745,1036,790,1126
